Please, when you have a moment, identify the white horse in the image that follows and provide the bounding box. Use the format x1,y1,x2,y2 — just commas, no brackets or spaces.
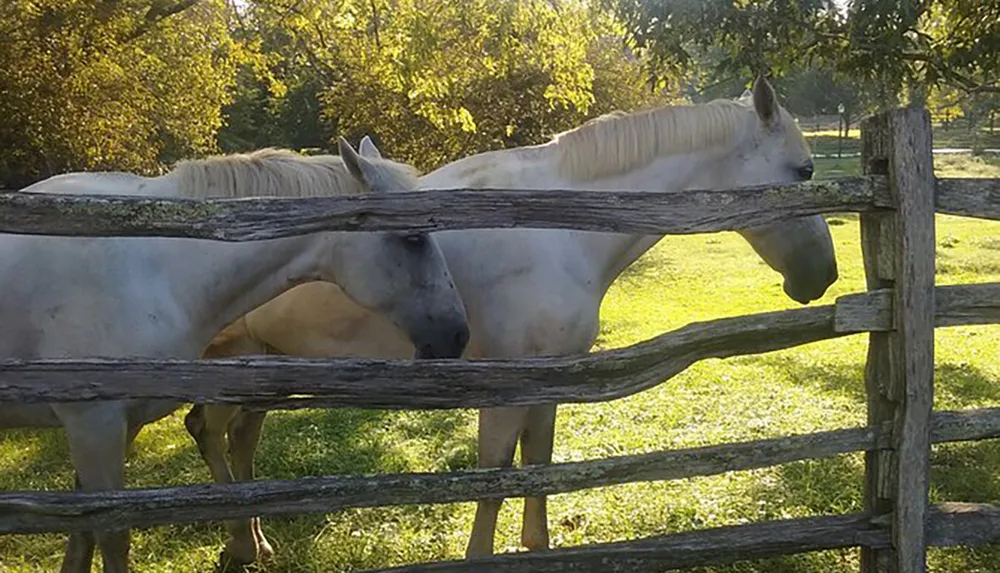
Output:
1,138,470,573
188,76,838,563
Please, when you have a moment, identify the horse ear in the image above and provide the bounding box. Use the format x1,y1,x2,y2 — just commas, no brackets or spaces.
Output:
739,88,753,100
358,135,383,159
338,136,383,191
338,136,366,181
752,74,779,127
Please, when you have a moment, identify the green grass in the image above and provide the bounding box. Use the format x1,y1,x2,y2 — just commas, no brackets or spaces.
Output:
3,141,1000,572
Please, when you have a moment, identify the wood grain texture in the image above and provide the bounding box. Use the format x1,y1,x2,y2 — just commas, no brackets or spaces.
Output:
833,283,1000,332
0,178,888,239
3,176,998,241
926,502,1000,547
354,503,1000,573
0,306,841,408
936,177,1000,221
3,284,997,409
2,408,998,534
860,112,900,573
886,108,937,573
361,513,888,573
860,108,938,573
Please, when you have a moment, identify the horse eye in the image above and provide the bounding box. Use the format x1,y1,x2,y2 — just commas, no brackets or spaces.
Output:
403,234,426,247
796,164,814,181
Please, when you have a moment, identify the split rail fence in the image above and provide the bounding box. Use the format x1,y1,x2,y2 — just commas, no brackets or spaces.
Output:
2,107,1000,572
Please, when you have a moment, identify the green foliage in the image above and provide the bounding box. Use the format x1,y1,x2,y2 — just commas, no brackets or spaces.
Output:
220,0,669,170
607,0,1000,102
0,0,671,183
0,0,241,188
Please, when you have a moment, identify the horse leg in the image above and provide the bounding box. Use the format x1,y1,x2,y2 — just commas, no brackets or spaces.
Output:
60,475,96,573
184,404,258,566
60,421,143,573
61,422,143,573
227,408,273,560
55,402,130,573
466,406,528,558
519,404,556,551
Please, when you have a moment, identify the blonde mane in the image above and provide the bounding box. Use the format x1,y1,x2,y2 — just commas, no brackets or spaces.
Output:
551,98,754,181
171,148,419,199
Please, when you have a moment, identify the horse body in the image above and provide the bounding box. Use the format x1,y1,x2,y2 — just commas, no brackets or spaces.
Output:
2,140,469,572
196,77,839,561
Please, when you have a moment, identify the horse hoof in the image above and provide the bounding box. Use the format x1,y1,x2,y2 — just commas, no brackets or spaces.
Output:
521,534,550,552
257,538,274,562
216,551,250,573
222,535,261,565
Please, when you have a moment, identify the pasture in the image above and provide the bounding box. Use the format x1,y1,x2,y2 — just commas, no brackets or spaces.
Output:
2,136,1000,572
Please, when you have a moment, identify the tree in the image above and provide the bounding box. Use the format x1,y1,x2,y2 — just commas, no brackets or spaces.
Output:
606,0,1000,104
219,0,670,170
0,0,241,188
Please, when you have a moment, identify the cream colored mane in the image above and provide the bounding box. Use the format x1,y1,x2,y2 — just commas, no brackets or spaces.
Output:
550,98,756,181
172,148,419,199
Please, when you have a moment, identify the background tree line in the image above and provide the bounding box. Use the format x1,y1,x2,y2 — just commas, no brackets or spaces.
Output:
1,0,997,188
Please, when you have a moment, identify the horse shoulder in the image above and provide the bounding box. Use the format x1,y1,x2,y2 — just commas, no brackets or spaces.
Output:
439,239,600,358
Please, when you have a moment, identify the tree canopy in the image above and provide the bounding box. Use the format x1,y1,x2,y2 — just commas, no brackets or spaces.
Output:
221,0,668,170
609,0,1000,103
2,0,996,188
0,0,241,188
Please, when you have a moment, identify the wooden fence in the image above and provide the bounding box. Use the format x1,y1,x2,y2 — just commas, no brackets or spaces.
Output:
2,107,1000,573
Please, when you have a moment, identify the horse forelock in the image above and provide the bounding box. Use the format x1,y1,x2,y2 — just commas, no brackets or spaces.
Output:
171,148,419,199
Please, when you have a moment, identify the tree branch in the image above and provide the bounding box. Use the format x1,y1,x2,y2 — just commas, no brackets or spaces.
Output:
124,0,201,43
370,0,381,51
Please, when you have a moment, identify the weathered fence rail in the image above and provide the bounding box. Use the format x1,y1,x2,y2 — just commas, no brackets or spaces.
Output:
2,107,1000,573
1,283,998,410
0,176,996,240
0,176,998,240
361,503,1000,573
0,177,889,238
3,408,1000,535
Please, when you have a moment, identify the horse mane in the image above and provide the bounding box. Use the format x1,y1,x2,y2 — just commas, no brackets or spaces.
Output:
550,98,754,181
171,148,419,199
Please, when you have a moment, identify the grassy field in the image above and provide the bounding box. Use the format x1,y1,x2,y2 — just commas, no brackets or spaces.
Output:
2,138,1000,571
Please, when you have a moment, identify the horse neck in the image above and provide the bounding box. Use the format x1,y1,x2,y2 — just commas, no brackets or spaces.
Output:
561,146,740,293
583,156,693,289
425,110,750,294
164,234,332,347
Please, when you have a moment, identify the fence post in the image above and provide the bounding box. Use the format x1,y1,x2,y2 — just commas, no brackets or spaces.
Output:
859,108,936,573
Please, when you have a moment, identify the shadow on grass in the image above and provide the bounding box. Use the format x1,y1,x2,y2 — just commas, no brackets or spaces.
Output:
246,407,476,572
929,437,1000,570
0,427,73,490
680,357,1000,572
683,437,1000,571
748,352,1000,409
935,363,1000,407
0,406,478,572
742,354,867,405
689,455,863,572
0,427,75,571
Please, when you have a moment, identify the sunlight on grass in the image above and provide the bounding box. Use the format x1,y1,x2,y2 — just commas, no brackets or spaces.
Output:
2,137,1000,571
